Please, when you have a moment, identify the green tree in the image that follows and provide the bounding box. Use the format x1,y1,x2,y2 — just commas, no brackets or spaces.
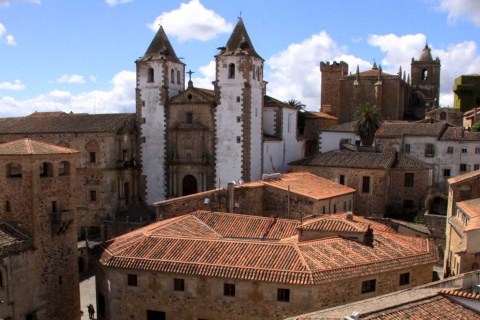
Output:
287,99,306,135
353,103,383,146
471,122,480,132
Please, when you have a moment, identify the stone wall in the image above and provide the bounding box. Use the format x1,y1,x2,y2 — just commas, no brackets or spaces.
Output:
95,262,433,320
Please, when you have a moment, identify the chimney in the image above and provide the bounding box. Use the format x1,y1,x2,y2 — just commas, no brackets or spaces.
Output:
227,182,235,213
363,228,374,246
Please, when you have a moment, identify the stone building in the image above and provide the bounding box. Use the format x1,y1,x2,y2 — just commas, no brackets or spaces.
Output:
302,111,338,156
0,139,80,319
425,107,464,127
375,121,480,193
320,45,441,123
444,170,480,277
154,172,356,221
0,112,138,237
453,74,480,112
136,19,304,204
94,211,435,320
290,148,433,217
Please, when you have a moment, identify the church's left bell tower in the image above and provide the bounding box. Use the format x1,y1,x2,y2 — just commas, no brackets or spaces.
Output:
136,26,185,204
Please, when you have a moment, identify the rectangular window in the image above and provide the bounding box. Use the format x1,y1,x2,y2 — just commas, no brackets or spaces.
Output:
460,164,467,172
404,173,414,187
404,144,410,153
425,144,434,157
223,283,235,297
444,169,451,177
186,112,193,124
476,147,480,154
399,272,410,286
361,279,376,294
147,310,166,320
362,176,370,193
447,146,453,153
52,201,57,213
90,190,97,202
462,147,468,153
355,140,361,146
174,278,185,291
277,288,290,302
236,136,241,144
89,151,96,163
127,274,137,287
475,164,480,171
236,116,241,123
339,175,345,185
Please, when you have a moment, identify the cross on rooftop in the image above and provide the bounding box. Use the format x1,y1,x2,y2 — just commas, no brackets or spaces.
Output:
187,70,195,81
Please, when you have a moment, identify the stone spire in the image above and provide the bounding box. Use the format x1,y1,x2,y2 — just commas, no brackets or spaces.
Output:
419,44,433,62
140,26,183,63
218,18,263,59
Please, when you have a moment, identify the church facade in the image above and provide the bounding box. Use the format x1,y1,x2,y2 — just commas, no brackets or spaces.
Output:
320,45,441,123
136,19,305,204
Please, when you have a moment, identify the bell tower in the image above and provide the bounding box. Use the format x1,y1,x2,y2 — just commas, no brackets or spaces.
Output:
214,18,265,186
136,26,185,203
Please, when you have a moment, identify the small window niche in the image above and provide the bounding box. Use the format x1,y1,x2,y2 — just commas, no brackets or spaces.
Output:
58,161,70,176
147,67,154,83
6,163,22,178
40,162,53,178
228,63,235,79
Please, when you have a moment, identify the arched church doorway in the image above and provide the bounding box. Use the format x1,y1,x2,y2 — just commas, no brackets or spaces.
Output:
182,175,197,196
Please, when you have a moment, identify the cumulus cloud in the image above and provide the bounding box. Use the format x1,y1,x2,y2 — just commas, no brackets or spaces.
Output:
0,23,16,46
105,0,131,7
265,31,370,111
191,60,215,89
367,33,480,107
0,70,136,118
57,74,85,84
148,0,232,42
0,80,25,90
437,0,480,26
0,0,40,6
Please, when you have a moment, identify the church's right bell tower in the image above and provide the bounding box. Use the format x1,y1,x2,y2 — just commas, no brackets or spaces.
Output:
136,26,185,204
214,18,265,187
410,45,441,118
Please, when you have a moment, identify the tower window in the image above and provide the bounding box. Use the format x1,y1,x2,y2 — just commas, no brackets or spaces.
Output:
186,112,193,124
90,190,97,202
440,112,446,120
236,136,241,143
40,162,53,178
171,69,175,83
256,66,260,80
52,201,57,213
5,201,11,213
362,176,370,193
228,63,235,79
177,70,181,84
236,96,240,103
147,67,154,82
89,151,96,163
422,68,428,80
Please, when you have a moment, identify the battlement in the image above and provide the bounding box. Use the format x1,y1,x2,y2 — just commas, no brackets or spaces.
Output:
320,61,349,73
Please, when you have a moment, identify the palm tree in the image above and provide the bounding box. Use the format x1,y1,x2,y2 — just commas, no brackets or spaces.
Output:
287,99,306,135
353,103,383,146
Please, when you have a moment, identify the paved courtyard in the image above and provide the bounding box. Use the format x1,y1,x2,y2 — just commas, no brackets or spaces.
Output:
80,272,97,319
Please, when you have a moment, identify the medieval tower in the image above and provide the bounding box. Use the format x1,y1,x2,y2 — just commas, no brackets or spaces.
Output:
136,26,185,204
214,18,265,186
320,61,348,118
0,139,80,320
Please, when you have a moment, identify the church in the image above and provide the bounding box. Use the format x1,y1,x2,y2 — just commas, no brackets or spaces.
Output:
136,19,305,204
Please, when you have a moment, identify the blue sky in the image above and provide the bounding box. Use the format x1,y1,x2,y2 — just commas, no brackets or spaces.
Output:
0,0,479,117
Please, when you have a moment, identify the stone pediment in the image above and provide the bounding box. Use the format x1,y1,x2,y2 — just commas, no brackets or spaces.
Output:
170,87,215,105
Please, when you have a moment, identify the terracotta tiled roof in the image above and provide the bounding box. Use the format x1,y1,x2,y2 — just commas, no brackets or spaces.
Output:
392,153,432,169
289,150,395,169
321,121,356,132
0,223,33,257
375,122,447,137
388,219,431,235
301,217,369,233
439,288,480,300
439,126,480,141
455,198,480,231
97,211,435,285
448,170,480,185
0,113,135,134
260,172,355,200
0,138,79,155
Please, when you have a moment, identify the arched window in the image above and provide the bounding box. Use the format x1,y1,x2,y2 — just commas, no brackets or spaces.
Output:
147,67,154,82
256,66,260,80
6,163,22,178
40,162,53,178
177,70,181,84
422,68,428,80
228,63,235,79
186,154,191,163
59,161,70,176
171,69,175,83
252,65,256,80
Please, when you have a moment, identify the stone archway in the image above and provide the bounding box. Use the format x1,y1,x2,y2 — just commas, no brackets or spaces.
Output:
182,175,197,196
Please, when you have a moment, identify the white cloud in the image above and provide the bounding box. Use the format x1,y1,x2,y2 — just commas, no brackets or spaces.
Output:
105,0,131,7
0,71,136,117
191,60,215,89
437,0,480,26
265,31,370,111
367,33,480,107
0,23,15,46
0,80,25,90
0,0,40,6
148,0,232,42
57,74,85,84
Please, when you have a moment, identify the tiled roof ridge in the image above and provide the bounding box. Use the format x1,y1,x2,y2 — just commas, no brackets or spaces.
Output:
301,217,369,233
293,242,315,282
439,289,480,301
191,213,224,238
25,138,33,154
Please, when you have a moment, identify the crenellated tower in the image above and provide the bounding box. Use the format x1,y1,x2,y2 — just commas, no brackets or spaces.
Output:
320,61,348,117
214,18,265,186
136,26,185,204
